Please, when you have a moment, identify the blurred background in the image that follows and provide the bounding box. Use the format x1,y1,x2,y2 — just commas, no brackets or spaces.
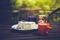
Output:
0,0,60,25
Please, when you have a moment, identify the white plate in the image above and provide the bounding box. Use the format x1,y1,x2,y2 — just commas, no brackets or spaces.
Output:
11,24,38,30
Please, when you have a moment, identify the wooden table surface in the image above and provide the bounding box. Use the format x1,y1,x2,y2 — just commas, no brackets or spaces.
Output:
0,24,60,40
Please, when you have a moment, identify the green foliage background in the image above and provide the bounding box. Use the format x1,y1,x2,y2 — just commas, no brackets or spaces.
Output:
10,0,60,23
11,0,60,10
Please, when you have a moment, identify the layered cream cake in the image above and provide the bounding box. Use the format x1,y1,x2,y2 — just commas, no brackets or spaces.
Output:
18,21,36,30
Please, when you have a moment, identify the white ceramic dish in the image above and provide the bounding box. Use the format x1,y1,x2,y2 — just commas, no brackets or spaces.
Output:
11,24,38,30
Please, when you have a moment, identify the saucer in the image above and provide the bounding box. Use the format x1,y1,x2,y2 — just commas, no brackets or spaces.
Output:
11,24,38,30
